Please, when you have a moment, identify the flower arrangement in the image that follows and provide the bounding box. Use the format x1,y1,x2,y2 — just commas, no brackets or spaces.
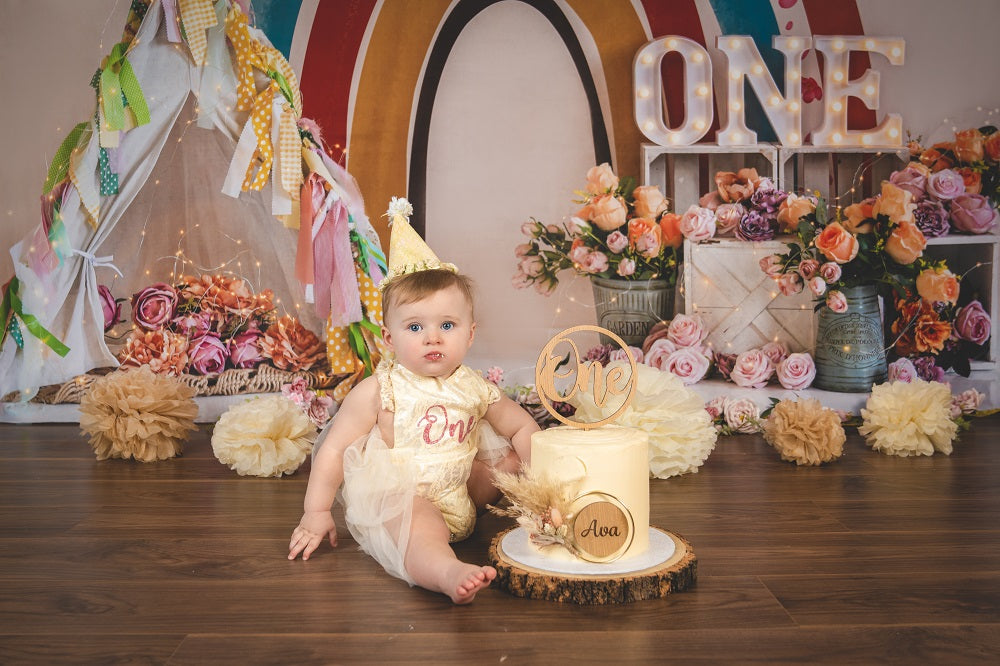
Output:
681,168,817,242
489,467,582,555
512,163,680,294
113,274,327,376
481,366,574,428
281,377,334,428
903,126,1000,236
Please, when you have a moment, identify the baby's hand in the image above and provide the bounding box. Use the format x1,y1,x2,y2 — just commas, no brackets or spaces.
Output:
288,510,337,560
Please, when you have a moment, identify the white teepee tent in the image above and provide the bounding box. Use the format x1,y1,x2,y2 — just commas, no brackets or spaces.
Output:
0,0,382,404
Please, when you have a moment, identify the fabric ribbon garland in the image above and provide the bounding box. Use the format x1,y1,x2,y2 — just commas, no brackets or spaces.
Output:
313,199,362,326
43,123,88,195
0,278,70,357
225,4,302,113
178,0,218,67
98,41,151,135
161,0,183,43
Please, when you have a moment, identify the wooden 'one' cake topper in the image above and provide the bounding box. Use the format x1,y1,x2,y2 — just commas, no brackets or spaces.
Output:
534,325,638,430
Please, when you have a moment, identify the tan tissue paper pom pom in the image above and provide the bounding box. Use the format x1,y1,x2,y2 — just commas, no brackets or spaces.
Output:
79,366,198,462
763,398,845,466
211,395,317,477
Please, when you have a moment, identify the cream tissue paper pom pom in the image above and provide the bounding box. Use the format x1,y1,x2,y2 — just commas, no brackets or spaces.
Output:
79,365,198,462
212,395,317,477
569,360,717,478
859,379,958,457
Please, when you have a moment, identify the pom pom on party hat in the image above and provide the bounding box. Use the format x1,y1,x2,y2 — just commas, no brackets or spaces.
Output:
379,196,458,291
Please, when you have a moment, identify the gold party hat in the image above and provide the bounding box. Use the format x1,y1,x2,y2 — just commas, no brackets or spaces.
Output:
379,196,458,291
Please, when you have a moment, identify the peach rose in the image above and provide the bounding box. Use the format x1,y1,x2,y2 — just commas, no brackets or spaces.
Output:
585,163,619,195
659,213,683,249
919,146,954,172
872,182,915,225
954,128,985,163
776,194,816,232
632,185,669,219
985,132,1000,161
627,217,661,248
815,222,859,264
587,194,628,231
916,267,960,305
884,219,926,265
715,168,760,203
956,167,983,194
842,198,876,234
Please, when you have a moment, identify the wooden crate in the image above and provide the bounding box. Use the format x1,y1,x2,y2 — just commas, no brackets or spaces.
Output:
682,238,815,355
642,143,778,212
777,146,907,201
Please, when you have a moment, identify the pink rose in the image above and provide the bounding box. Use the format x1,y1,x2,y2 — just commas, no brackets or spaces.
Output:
826,290,848,313
520,220,540,237
616,258,636,277
568,243,590,264
634,231,662,258
281,377,311,406
610,346,644,364
887,357,918,383
950,194,998,234
98,285,121,332
519,255,545,278
581,251,609,274
729,349,775,388
714,203,746,236
187,333,229,375
565,217,589,236
889,165,929,202
926,169,966,201
228,324,265,369
644,338,677,370
665,347,711,385
713,352,737,380
955,300,991,344
776,352,816,390
819,262,842,284
760,254,785,277
514,243,531,258
951,388,984,417
777,272,804,296
797,259,820,280
705,396,727,420
808,276,828,297
667,314,707,348
606,231,628,253
307,394,334,427
131,283,178,330
680,205,717,241
761,341,789,366
699,190,723,211
723,398,761,433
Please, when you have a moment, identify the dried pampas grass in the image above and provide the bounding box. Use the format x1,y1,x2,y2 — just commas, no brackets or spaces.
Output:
79,366,198,462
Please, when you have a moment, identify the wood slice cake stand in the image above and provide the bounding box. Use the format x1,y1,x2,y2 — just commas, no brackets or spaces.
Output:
488,526,696,604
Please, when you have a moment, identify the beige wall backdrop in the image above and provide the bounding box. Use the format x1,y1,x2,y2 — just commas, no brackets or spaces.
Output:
1,0,998,377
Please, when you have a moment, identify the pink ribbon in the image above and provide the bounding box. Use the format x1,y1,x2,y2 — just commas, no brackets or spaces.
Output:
313,199,362,326
162,0,182,43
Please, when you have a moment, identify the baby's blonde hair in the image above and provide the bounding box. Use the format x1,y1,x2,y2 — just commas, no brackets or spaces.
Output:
381,269,476,322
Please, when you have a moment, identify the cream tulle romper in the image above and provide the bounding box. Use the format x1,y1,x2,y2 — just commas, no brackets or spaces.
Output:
335,359,505,585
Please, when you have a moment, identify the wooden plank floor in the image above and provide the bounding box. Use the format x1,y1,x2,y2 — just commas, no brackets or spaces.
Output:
1,417,998,664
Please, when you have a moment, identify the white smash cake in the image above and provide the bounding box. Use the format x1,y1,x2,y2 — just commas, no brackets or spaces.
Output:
529,424,649,562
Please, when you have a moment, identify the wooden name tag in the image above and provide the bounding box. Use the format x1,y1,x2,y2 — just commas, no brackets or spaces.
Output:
571,493,634,562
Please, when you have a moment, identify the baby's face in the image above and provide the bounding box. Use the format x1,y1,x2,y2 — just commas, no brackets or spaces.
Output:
382,285,475,378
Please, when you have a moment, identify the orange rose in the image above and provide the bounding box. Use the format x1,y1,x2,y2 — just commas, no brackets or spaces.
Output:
842,198,876,234
715,168,760,203
919,146,954,172
872,182,915,225
776,194,816,232
956,167,983,194
884,219,926,265
659,213,683,248
627,217,661,246
954,128,985,163
585,163,619,195
587,194,628,231
632,185,669,219
814,222,859,264
985,132,1000,161
916,267,960,305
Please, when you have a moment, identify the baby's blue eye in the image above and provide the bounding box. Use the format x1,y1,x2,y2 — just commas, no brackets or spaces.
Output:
441,322,454,331
408,323,422,332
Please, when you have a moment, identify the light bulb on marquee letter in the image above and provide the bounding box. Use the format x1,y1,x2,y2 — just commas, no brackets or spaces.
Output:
812,36,905,147
634,36,713,146
716,35,811,146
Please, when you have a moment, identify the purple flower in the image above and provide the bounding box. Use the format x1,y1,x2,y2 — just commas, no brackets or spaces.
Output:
736,209,777,241
955,300,991,345
889,165,928,202
187,333,229,375
912,356,946,383
750,184,788,215
913,199,950,238
131,283,178,330
584,344,613,365
887,357,918,383
98,285,121,332
172,310,214,337
950,194,999,234
228,323,265,369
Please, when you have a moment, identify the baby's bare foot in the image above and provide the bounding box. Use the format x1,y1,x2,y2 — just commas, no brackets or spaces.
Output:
446,563,496,604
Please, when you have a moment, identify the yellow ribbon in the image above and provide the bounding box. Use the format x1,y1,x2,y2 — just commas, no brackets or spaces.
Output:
241,82,276,191
225,4,302,113
178,0,218,67
279,100,303,202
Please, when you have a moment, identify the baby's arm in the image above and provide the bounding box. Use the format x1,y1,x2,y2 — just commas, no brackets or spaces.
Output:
288,376,379,560
484,394,539,466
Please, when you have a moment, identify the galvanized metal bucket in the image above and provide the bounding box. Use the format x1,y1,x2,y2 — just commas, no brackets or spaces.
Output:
590,277,675,347
813,284,888,393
